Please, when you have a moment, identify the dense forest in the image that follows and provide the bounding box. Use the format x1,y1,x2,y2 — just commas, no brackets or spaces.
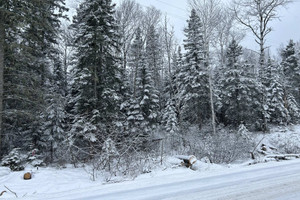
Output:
1,0,299,176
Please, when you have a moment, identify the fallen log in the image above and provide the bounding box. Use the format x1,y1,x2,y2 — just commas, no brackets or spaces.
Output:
176,155,197,168
265,154,300,161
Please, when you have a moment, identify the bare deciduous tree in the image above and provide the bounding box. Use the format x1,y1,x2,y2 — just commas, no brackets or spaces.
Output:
115,0,143,70
141,6,162,42
189,0,222,60
233,0,292,69
213,8,245,67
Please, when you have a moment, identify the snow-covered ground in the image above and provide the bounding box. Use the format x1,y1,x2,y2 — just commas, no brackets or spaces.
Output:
1,158,300,200
2,125,300,200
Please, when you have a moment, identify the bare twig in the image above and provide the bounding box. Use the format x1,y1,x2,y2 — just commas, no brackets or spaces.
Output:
0,190,7,196
4,185,18,198
251,136,265,159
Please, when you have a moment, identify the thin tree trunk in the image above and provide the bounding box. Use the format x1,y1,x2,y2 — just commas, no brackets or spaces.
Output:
94,64,97,100
123,47,127,70
133,63,137,98
209,68,216,135
0,12,4,156
205,45,216,135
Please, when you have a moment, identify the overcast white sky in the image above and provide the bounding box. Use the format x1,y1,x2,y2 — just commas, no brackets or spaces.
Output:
67,0,300,55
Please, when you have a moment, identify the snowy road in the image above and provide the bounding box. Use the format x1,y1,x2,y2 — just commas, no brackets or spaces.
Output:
3,159,300,200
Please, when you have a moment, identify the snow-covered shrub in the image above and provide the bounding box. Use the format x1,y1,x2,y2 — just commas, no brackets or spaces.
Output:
121,152,159,178
1,148,26,171
1,148,46,171
207,126,253,163
178,124,254,164
103,138,119,159
102,138,119,175
269,132,300,154
27,148,45,167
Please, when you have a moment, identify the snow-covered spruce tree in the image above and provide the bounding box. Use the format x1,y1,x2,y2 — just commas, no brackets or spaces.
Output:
138,56,160,128
179,9,210,128
218,39,243,126
171,46,184,97
1,0,67,156
281,40,300,107
28,0,68,154
286,93,300,122
162,98,179,149
136,50,160,149
218,39,244,126
130,27,143,98
162,46,184,149
70,0,121,160
264,59,289,124
125,27,160,151
165,46,184,103
279,40,300,122
241,62,264,129
125,28,147,143
174,46,183,73
43,59,67,162
0,0,26,154
1,148,25,171
218,40,261,127
146,24,163,93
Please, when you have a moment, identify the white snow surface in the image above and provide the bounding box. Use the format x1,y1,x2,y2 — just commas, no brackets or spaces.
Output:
1,159,300,200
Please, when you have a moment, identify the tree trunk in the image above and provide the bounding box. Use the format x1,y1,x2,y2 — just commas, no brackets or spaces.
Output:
0,12,4,156
94,64,97,100
205,45,216,135
209,69,216,135
133,63,137,98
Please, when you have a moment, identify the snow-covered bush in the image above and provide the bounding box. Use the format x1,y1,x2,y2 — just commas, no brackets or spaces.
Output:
177,124,254,164
206,132,251,163
27,148,45,167
102,138,119,175
269,132,300,154
1,148,26,171
1,148,46,171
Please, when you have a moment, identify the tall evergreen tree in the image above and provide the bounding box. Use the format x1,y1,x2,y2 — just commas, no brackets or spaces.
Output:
179,9,209,128
146,25,163,91
219,40,261,126
126,28,147,142
43,60,67,162
1,0,67,155
264,59,288,123
70,0,121,156
125,27,160,150
137,53,160,129
281,40,300,103
130,27,143,98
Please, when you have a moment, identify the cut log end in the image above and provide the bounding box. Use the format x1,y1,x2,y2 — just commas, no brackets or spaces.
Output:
176,155,197,168
24,172,32,180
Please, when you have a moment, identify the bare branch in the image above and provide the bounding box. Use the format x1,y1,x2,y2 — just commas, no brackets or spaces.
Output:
233,0,292,66
4,186,18,198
